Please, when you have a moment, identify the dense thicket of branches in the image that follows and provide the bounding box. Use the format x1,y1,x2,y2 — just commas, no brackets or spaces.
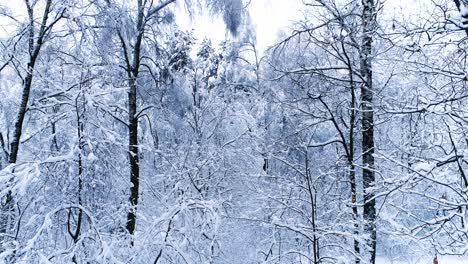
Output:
0,0,467,263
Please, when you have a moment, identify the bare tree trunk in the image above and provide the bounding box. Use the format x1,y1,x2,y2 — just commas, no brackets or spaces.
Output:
304,152,319,264
342,37,361,264
69,91,85,263
2,0,60,250
124,0,145,241
126,76,140,239
360,0,377,263
121,0,176,242
9,71,34,165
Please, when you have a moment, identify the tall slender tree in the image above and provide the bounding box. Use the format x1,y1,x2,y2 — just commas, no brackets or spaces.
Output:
1,0,65,248
100,0,245,242
360,0,377,262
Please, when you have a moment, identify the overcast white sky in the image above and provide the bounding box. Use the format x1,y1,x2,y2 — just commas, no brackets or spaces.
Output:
0,0,303,53
176,0,303,52
176,0,430,53
0,0,433,53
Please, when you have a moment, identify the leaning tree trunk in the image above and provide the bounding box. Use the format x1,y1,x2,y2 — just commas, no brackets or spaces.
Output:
360,0,377,263
1,66,36,245
1,0,58,248
9,69,34,165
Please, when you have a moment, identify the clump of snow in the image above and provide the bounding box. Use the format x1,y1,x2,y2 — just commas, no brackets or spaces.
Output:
87,152,98,161
462,6,468,17
412,161,435,173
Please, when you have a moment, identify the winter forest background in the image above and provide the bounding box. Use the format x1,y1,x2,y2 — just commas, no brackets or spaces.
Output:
1,0,468,263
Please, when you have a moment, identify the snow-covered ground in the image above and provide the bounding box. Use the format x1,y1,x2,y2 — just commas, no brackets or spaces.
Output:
378,256,468,264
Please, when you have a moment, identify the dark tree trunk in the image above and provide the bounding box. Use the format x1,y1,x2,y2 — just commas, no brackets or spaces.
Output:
360,0,377,263
2,69,35,241
126,76,140,239
2,0,57,248
9,0,57,164
304,152,319,264
10,67,35,165
342,36,360,264
122,0,145,240
69,92,85,263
